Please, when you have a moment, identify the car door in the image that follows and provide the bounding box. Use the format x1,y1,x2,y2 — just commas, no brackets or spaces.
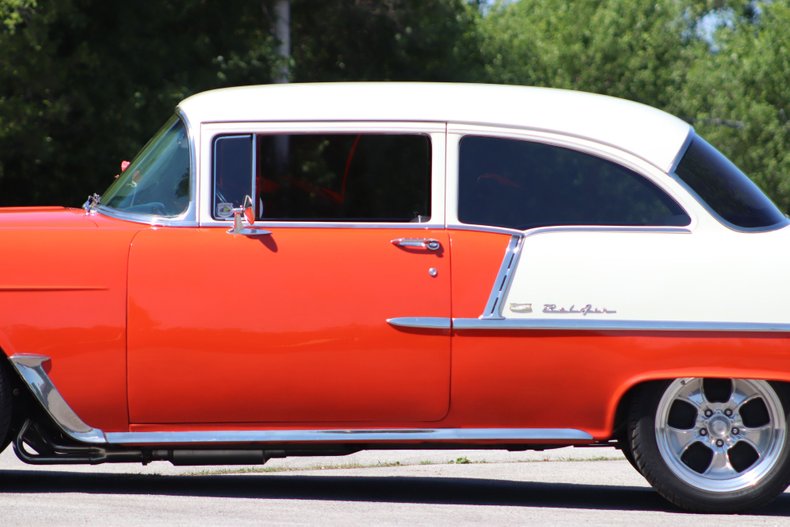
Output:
126,122,451,425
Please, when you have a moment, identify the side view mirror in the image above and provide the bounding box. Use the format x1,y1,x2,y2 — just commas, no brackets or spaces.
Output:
228,195,271,237
243,194,255,225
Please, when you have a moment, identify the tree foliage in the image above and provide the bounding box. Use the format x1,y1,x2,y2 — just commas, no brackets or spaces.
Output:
289,0,483,82
480,0,689,108
0,0,482,206
678,1,790,210
0,0,788,212
0,0,281,205
479,0,790,212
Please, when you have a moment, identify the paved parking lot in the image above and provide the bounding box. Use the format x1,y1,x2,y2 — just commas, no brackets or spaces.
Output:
2,446,789,526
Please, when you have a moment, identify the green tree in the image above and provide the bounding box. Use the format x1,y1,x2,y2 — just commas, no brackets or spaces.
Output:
678,1,790,211
480,0,790,211
0,0,34,32
479,0,691,108
290,0,483,82
0,0,483,206
0,0,280,206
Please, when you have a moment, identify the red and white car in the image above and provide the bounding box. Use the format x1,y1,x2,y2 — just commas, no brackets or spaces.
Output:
2,83,789,513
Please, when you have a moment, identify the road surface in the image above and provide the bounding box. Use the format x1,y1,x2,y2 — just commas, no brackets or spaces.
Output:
1,447,789,526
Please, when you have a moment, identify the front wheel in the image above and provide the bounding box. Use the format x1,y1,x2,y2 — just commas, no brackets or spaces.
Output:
629,378,790,513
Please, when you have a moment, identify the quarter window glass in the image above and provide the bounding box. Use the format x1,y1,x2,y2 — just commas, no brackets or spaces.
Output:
458,136,690,230
212,133,431,222
213,135,254,218
674,136,786,230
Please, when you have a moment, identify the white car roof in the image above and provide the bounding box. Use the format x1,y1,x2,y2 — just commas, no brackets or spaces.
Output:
178,82,692,173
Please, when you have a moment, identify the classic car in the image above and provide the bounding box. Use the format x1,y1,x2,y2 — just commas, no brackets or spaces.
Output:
1,83,789,513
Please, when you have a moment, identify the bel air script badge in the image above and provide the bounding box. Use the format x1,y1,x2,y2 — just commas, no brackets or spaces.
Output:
543,303,617,316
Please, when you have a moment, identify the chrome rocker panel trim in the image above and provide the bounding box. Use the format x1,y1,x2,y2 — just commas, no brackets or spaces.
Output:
106,428,593,446
8,353,591,447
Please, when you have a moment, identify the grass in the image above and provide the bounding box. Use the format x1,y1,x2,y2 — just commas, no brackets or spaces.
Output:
184,452,623,477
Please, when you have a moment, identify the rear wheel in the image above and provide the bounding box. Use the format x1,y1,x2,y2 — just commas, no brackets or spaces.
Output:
629,378,790,513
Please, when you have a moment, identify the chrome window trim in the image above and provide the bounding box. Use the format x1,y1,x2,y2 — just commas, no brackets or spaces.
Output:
450,224,693,237
95,110,198,227
445,124,698,230
8,354,106,444
198,122,447,228
211,133,255,220
668,128,695,174
453,318,790,333
93,208,197,227
200,222,447,230
445,223,525,237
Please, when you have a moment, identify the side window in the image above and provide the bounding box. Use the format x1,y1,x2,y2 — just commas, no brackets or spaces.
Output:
213,135,254,218
212,133,431,222
458,136,690,230
674,136,787,230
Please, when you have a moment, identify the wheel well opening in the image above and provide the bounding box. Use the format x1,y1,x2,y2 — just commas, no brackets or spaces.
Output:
612,380,665,443
0,350,44,449
612,378,790,444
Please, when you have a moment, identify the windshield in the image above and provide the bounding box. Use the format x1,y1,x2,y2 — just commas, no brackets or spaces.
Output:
674,136,787,230
100,116,191,218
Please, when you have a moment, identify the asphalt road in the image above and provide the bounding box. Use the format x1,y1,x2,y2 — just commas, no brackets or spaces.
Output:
2,447,790,526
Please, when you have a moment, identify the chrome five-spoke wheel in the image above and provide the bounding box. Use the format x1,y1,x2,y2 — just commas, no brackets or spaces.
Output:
629,378,790,513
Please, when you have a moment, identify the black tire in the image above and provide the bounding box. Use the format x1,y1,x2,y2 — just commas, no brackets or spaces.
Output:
0,359,13,453
629,379,790,513
619,438,641,474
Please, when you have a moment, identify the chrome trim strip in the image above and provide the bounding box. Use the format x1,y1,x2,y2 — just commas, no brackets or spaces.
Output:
212,134,255,221
668,128,695,175
8,354,107,444
482,235,523,319
205,221,446,230
105,428,593,445
453,318,790,333
519,225,693,236
94,207,197,227
445,223,526,237
447,223,693,237
387,317,452,330
0,286,108,292
202,223,695,234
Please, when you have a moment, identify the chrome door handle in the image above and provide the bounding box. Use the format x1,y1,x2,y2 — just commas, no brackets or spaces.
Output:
391,238,442,251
